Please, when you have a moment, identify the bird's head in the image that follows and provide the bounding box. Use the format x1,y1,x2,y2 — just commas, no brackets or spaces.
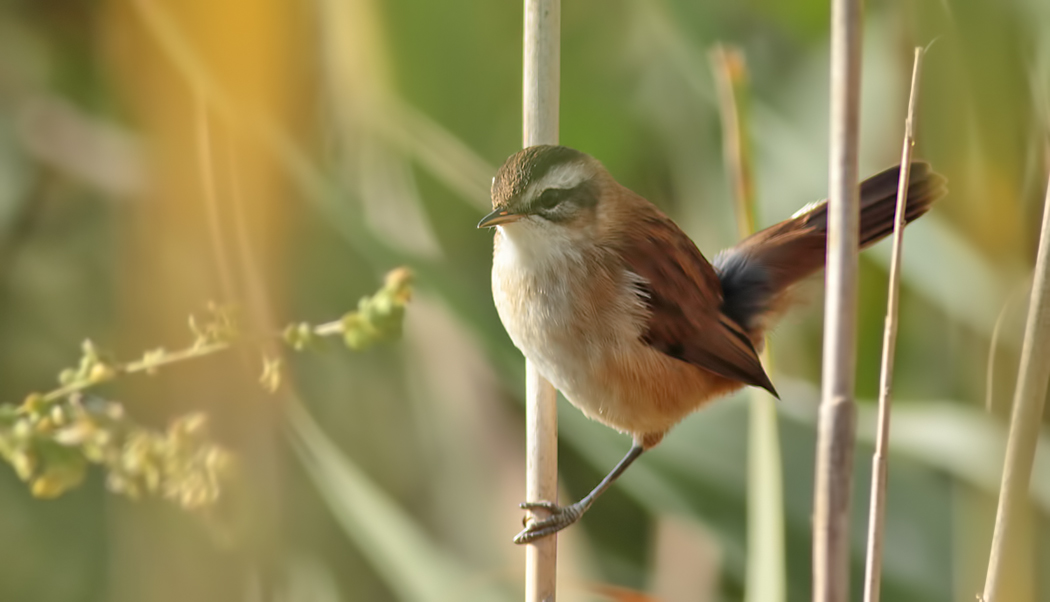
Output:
477,145,607,235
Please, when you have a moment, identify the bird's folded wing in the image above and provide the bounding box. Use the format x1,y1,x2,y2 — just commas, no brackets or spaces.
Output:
619,213,777,396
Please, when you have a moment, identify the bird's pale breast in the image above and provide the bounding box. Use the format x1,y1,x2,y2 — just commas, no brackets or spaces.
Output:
492,227,739,442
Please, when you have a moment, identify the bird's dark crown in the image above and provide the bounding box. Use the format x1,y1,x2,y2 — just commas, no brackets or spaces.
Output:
491,145,588,209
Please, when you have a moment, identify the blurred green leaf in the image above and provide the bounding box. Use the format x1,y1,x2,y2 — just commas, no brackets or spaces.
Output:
287,400,511,602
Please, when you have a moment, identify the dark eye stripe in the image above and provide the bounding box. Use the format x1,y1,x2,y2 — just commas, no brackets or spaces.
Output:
532,182,597,212
528,182,599,223
535,188,570,210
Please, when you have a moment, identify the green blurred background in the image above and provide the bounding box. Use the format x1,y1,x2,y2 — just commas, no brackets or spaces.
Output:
1,0,1049,601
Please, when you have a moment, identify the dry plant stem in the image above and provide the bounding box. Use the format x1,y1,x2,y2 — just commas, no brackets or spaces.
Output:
522,1,560,601
711,44,786,602
861,47,924,602
711,45,756,236
813,0,862,599
982,170,1050,602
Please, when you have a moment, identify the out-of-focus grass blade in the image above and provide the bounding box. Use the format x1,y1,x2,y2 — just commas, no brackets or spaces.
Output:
709,43,786,602
278,554,344,602
882,402,1050,512
776,383,1050,513
866,217,1022,346
385,100,494,210
744,394,786,602
287,401,509,602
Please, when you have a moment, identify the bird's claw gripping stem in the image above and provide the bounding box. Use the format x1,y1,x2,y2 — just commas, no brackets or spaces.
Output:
513,500,588,544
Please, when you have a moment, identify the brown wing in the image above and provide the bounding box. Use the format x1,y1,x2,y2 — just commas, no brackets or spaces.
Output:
618,211,777,396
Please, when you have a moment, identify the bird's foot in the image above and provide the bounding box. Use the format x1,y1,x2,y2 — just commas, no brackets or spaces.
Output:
513,500,588,544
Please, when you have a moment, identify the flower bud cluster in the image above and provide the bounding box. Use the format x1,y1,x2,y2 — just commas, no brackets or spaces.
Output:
0,393,232,509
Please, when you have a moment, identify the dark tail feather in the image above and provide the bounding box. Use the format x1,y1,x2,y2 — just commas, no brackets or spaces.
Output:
714,162,948,332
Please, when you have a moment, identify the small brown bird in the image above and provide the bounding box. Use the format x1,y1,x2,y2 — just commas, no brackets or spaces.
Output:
478,145,946,544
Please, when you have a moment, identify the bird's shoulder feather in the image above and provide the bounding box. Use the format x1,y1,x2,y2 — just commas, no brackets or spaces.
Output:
615,208,777,396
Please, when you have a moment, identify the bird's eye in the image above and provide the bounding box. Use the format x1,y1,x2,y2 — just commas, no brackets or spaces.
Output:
536,188,567,211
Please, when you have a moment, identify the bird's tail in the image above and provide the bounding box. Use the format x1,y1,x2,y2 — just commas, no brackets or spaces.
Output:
714,162,948,332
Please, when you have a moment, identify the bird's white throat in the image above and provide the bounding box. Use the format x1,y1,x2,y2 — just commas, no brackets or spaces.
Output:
495,220,588,273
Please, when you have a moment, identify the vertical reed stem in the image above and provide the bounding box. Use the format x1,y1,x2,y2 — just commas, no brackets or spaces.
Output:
523,1,560,600
861,47,924,602
982,168,1050,602
813,0,862,599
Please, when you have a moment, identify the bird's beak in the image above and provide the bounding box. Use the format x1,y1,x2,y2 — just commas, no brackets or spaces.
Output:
477,208,523,228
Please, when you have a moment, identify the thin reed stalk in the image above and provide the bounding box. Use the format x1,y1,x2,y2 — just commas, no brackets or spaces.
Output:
813,0,863,599
981,165,1050,602
711,44,786,602
861,47,925,602
522,1,560,600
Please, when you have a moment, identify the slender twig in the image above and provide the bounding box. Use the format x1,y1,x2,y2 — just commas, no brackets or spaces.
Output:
711,44,786,602
813,0,863,599
40,341,231,404
982,167,1050,602
522,1,560,601
30,268,411,406
861,47,924,602
37,315,341,405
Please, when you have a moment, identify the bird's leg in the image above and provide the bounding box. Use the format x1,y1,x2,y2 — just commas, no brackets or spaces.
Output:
513,444,645,544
